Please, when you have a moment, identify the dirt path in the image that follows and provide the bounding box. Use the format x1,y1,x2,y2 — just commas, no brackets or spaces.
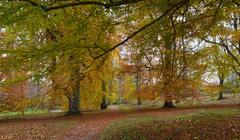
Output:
60,104,240,140
0,104,239,140
61,105,124,140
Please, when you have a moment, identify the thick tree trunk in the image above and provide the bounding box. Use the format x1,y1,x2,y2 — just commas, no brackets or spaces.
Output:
101,80,107,110
163,101,175,108
137,97,142,105
67,94,80,115
218,78,224,100
67,56,81,115
218,92,223,100
101,95,107,110
67,78,81,114
162,32,175,108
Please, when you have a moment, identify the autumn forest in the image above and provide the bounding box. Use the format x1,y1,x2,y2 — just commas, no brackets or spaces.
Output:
0,0,240,140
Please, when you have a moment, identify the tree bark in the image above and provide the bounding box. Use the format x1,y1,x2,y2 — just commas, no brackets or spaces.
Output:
67,93,80,115
218,78,224,100
101,80,107,110
67,56,81,115
136,62,141,105
162,32,176,108
163,101,175,108
67,82,81,114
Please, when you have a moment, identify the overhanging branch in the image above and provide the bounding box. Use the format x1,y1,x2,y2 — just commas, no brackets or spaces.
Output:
232,0,240,6
92,0,189,59
14,0,145,11
13,0,47,10
204,39,240,66
232,65,240,78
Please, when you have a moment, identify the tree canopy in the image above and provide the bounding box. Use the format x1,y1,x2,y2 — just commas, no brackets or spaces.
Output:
0,0,239,113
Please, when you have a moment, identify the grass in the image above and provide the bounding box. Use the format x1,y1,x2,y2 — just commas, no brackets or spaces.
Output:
0,109,65,120
0,105,239,140
99,109,240,140
117,104,143,111
115,96,240,112
116,103,163,112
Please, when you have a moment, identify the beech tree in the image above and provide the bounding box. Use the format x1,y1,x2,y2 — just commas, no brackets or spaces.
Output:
0,0,239,112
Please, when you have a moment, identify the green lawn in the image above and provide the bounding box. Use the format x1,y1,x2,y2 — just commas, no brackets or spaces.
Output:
0,109,65,120
99,109,240,140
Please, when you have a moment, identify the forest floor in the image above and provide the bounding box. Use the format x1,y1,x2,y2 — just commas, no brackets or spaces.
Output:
0,104,239,140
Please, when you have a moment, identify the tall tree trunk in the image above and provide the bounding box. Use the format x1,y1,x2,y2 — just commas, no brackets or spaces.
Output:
108,79,113,104
118,76,124,104
46,28,58,110
162,33,175,108
21,84,25,116
218,78,224,100
49,57,57,110
67,56,81,115
136,64,141,105
101,80,107,110
67,78,81,114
